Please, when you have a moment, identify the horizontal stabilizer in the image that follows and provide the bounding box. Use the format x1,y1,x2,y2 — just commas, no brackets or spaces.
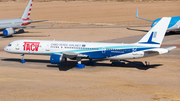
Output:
162,46,177,51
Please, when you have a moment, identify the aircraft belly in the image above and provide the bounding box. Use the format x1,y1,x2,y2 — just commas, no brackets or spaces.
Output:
108,53,134,59
108,51,144,59
83,51,106,59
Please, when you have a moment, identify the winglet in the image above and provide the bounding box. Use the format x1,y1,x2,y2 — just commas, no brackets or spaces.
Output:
18,19,57,28
136,9,139,18
136,9,154,22
51,19,57,26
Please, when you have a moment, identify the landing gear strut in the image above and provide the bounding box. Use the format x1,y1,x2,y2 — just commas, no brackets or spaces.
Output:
76,57,85,69
20,54,25,63
145,61,150,67
87,59,96,66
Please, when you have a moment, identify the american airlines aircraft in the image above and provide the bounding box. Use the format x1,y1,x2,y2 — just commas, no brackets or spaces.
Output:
136,9,180,31
0,0,54,36
4,17,176,68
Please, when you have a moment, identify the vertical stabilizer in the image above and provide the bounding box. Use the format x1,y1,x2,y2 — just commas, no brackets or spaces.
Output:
21,0,33,20
138,17,171,47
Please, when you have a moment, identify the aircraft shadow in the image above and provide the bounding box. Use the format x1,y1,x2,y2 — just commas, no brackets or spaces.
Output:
127,27,180,36
165,31,180,36
2,58,162,71
48,60,162,71
47,61,77,71
93,61,162,70
120,61,162,70
126,27,149,32
1,58,50,63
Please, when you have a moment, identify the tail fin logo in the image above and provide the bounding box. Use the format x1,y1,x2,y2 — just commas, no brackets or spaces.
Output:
139,32,160,44
21,0,33,20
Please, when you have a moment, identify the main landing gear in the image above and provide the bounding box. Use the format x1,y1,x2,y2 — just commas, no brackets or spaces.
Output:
19,54,25,63
87,59,96,66
111,60,126,66
76,58,96,69
76,57,85,69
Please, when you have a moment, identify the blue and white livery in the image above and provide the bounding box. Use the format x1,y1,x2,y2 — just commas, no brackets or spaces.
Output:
4,17,176,68
136,9,180,31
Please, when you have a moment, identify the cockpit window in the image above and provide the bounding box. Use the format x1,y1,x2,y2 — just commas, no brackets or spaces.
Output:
8,44,12,46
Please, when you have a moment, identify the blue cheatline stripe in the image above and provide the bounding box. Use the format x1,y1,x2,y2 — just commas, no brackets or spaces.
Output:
65,45,149,53
81,47,156,59
35,46,157,59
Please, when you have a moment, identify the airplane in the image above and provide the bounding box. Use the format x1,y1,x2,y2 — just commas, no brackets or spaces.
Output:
0,0,54,36
4,17,176,69
136,9,180,32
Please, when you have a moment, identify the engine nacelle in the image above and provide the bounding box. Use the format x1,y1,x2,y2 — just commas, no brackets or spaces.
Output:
3,28,15,36
50,54,67,64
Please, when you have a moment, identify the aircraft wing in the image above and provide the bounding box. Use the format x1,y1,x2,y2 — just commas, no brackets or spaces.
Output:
29,20,48,23
62,52,89,58
0,20,56,30
136,9,154,22
17,19,56,29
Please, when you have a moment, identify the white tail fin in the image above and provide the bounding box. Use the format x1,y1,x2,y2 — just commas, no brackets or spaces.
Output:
21,0,33,20
138,17,171,47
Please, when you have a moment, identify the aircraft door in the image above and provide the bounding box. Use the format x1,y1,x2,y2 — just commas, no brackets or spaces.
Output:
45,44,50,51
15,43,20,50
102,47,106,54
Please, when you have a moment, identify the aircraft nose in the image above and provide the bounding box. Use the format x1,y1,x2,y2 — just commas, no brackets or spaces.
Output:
4,46,9,52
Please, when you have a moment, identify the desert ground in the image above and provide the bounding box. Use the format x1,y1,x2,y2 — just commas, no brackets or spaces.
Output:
0,1,180,101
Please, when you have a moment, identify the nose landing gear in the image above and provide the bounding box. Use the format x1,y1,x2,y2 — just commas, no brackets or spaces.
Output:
19,54,25,63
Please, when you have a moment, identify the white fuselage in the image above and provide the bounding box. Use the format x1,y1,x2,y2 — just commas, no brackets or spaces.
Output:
4,39,168,60
0,18,31,30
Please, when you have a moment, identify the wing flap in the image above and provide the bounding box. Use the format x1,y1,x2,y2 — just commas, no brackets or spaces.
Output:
62,52,89,58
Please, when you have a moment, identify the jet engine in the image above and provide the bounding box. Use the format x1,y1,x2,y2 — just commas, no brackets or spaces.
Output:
50,54,67,64
3,28,15,36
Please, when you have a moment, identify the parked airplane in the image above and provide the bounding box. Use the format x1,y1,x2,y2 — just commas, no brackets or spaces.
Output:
136,9,180,31
0,0,54,36
4,17,176,68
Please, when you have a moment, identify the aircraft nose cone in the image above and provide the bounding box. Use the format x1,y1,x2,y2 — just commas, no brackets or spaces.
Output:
4,46,8,52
